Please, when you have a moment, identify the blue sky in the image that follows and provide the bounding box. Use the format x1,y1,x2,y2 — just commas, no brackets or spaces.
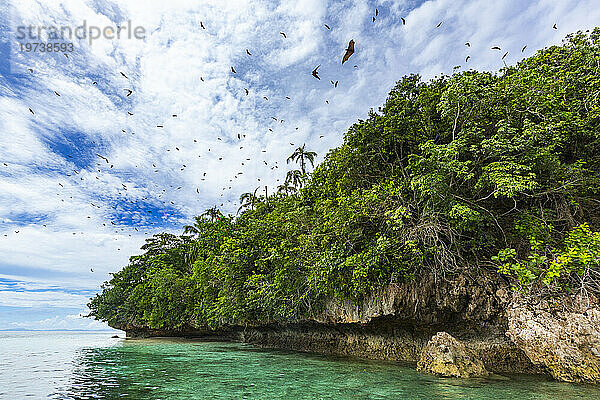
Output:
0,0,599,330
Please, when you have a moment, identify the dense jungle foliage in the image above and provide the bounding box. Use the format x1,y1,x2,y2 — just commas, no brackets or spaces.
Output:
89,29,600,330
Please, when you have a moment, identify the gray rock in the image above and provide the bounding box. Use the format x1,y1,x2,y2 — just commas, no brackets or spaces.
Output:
506,298,600,383
417,332,489,378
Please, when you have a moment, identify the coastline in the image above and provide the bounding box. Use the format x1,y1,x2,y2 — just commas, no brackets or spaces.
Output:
6,331,599,399
115,270,600,383
121,319,544,376
90,30,600,386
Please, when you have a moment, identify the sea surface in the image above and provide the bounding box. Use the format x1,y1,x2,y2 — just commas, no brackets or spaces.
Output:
1,331,599,399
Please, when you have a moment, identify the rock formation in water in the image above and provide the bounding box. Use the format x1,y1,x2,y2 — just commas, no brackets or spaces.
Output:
417,332,489,378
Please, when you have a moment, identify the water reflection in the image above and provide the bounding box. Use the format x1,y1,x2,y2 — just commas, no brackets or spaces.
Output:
54,345,174,399
3,333,598,400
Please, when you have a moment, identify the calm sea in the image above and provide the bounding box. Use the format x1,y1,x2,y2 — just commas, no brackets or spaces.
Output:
1,331,599,399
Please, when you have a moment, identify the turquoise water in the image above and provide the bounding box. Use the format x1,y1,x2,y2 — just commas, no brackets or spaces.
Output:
1,331,599,399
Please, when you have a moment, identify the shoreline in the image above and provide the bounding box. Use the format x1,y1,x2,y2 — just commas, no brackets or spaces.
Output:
122,319,546,378
114,270,600,384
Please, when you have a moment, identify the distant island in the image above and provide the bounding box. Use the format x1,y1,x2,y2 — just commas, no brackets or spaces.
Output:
89,29,600,384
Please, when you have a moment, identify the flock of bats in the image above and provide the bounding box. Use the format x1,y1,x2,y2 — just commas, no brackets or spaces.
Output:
3,8,559,268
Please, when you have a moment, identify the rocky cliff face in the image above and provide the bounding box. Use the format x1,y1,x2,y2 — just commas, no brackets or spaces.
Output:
317,269,509,335
119,270,600,383
224,270,541,376
506,297,600,383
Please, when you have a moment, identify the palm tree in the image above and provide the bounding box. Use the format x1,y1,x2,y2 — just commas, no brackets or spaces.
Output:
183,216,203,237
277,182,296,195
184,207,223,236
285,169,305,189
201,206,223,222
238,187,260,213
287,144,317,174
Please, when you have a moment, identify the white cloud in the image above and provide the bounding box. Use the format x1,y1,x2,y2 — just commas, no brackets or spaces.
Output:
0,290,90,308
7,311,114,330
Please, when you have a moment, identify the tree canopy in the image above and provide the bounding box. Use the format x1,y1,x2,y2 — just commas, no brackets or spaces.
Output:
89,29,600,331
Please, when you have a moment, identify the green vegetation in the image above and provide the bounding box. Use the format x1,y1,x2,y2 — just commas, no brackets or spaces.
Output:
89,29,600,331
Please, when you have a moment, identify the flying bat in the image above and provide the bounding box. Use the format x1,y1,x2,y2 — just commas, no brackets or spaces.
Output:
342,39,355,64
312,65,321,80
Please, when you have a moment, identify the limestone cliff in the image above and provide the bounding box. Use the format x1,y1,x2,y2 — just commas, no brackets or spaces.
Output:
117,270,600,383
506,297,600,383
